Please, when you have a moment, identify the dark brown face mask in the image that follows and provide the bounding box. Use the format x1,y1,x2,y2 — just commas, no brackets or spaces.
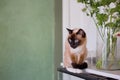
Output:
67,28,86,49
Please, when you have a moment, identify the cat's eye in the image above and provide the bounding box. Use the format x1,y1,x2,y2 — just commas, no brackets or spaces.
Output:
68,39,72,43
75,39,79,43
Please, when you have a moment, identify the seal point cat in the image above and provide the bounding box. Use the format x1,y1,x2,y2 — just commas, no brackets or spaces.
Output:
63,28,88,71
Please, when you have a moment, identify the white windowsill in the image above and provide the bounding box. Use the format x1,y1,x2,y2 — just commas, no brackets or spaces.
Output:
85,65,120,80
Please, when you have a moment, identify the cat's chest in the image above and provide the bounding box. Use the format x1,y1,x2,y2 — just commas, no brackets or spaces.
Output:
70,46,82,55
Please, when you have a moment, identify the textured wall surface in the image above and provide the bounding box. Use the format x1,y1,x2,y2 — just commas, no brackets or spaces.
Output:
0,0,54,80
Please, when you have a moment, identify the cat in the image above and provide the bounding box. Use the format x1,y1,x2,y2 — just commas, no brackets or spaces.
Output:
63,28,88,73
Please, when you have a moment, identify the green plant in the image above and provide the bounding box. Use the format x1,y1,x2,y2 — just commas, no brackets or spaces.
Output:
77,0,120,38
77,0,120,69
96,59,102,69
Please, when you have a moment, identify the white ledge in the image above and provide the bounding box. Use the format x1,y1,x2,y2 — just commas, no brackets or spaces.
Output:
85,68,120,80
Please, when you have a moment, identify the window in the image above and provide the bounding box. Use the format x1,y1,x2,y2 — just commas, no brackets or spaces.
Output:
62,0,96,58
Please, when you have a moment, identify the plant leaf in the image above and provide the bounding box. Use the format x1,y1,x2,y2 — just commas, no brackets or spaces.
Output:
105,22,116,28
82,8,87,12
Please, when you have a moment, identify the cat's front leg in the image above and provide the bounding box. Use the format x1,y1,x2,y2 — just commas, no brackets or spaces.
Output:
70,53,79,68
78,53,85,64
70,53,77,63
78,49,87,64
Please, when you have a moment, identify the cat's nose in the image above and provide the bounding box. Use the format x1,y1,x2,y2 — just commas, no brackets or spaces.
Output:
71,44,77,49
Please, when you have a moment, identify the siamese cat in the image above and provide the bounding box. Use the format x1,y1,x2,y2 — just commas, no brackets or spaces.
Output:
63,28,88,73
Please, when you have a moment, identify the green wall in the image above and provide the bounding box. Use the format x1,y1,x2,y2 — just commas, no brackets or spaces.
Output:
0,0,55,80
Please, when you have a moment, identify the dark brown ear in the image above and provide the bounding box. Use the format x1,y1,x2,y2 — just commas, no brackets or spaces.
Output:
76,29,86,38
66,28,73,34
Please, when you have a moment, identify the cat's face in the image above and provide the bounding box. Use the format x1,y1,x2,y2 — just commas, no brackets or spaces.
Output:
67,28,86,49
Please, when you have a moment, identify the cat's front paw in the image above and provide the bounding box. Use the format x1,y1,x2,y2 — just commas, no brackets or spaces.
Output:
71,62,88,69
78,62,88,69
71,63,79,68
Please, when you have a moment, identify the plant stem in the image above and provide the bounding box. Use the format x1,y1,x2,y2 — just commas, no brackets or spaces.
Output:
85,4,104,41
93,17,104,41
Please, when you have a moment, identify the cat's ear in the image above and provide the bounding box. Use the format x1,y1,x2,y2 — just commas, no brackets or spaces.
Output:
66,28,73,34
77,29,86,38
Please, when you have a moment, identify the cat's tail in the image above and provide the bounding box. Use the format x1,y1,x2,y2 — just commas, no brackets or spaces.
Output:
60,62,82,73
66,68,83,73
